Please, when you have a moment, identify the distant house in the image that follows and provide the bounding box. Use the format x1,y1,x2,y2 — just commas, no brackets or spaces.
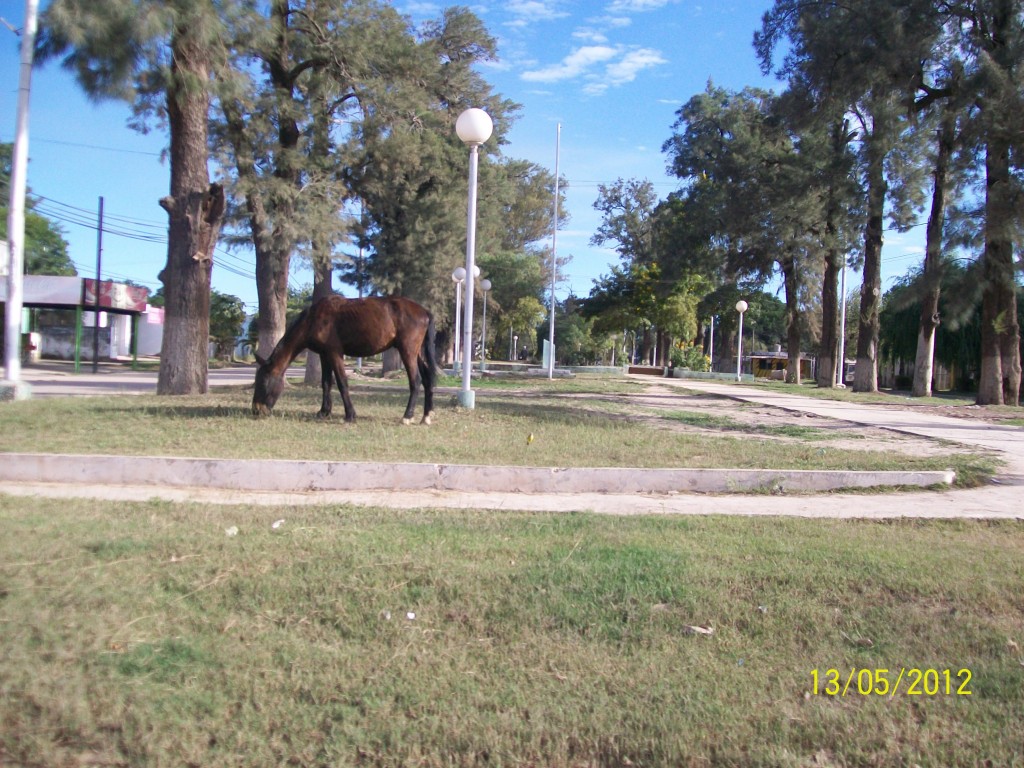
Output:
0,275,158,363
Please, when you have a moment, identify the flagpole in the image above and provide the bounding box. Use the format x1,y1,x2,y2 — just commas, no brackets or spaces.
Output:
547,123,560,379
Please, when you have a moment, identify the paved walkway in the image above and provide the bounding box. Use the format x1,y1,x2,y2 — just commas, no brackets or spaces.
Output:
8,360,262,397
2,366,1022,518
673,378,1024,478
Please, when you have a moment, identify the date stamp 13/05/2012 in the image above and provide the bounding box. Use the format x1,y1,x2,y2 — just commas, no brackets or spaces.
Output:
810,668,973,697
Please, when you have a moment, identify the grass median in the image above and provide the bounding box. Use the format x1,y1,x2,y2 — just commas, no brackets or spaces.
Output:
1,499,1021,766
0,374,998,485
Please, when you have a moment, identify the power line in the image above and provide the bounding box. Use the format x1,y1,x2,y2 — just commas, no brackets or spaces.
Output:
34,136,163,158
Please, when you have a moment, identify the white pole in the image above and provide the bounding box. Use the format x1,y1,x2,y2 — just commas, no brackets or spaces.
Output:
837,259,847,387
479,280,490,372
736,312,744,382
547,123,560,379
3,0,38,391
459,144,480,407
454,279,462,373
708,315,715,371
734,300,748,382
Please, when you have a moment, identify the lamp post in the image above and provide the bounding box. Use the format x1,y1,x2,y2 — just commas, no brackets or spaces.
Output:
455,108,493,408
708,315,715,372
3,0,39,398
735,300,748,382
451,267,465,374
479,278,491,372
513,334,519,361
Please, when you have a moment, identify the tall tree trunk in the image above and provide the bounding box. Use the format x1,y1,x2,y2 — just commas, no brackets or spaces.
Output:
251,0,301,359
912,111,955,398
853,123,888,393
978,136,1022,405
817,120,848,388
303,249,335,385
641,325,653,365
782,254,802,385
818,248,841,387
157,26,224,396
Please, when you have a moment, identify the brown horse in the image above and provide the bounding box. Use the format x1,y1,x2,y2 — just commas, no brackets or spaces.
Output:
252,295,437,425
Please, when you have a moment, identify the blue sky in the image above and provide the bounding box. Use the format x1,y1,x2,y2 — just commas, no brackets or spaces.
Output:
2,0,926,312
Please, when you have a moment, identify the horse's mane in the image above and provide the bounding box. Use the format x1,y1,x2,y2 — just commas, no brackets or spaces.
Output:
266,305,313,369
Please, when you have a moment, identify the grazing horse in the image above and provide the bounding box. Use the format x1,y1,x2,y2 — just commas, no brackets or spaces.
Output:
252,295,437,425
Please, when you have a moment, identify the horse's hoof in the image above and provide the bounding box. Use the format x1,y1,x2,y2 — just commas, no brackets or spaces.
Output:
315,412,331,421
402,417,414,426
421,412,434,426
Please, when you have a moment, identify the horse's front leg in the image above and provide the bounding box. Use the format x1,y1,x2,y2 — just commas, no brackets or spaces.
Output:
317,353,333,419
328,352,357,423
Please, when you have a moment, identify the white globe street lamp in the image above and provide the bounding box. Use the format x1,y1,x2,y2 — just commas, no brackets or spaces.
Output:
513,334,519,361
455,108,493,409
735,300,748,382
451,267,466,374
479,278,491,372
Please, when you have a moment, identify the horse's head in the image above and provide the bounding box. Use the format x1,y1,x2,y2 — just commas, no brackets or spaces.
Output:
252,354,284,417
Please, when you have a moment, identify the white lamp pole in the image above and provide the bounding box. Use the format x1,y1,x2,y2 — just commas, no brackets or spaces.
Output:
735,300,748,382
708,315,715,371
480,278,491,372
837,258,847,387
456,108,493,409
3,0,39,396
547,123,560,379
513,334,519,361
451,267,465,374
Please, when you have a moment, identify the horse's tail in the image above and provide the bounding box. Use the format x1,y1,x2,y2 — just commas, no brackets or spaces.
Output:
420,313,438,392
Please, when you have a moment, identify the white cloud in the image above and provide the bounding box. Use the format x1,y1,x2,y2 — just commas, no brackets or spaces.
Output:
400,1,442,15
507,0,570,23
573,27,610,44
605,0,673,12
522,45,619,82
605,47,667,85
523,44,667,95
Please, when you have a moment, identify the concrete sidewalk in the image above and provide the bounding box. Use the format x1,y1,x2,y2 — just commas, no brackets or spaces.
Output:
671,378,1024,479
8,360,266,397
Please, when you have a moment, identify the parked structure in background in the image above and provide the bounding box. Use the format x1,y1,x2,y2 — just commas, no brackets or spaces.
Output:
0,275,156,367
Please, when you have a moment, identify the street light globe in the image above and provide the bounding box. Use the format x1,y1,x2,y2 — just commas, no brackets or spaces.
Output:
735,300,748,314
481,279,492,292
452,267,466,282
456,108,493,146
472,265,481,278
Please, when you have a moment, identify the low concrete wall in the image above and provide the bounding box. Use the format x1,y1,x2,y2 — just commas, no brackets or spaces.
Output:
0,453,955,495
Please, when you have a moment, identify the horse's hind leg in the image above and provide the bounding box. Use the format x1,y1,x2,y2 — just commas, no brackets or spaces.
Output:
418,356,434,425
317,353,333,419
397,345,422,425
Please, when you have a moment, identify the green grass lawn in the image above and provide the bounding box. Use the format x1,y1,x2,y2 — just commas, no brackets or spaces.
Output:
1,498,1021,766
0,376,998,484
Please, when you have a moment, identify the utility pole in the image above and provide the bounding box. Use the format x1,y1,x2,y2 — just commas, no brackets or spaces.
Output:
2,0,39,399
92,198,104,373
547,124,560,379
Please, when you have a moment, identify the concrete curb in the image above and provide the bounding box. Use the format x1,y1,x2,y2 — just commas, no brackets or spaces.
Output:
0,453,955,495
